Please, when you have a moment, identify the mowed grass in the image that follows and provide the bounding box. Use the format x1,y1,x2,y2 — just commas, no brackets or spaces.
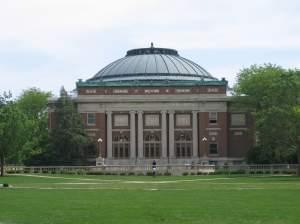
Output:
1,174,300,224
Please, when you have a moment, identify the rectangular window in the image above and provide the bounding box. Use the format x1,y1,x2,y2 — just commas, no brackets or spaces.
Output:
114,114,129,127
231,114,246,126
87,113,96,126
209,143,218,155
176,114,191,127
209,112,217,124
145,114,160,127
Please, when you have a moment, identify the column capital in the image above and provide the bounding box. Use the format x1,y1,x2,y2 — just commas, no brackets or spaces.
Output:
192,110,199,115
129,110,136,114
137,110,144,115
106,111,112,115
160,110,167,114
168,110,175,115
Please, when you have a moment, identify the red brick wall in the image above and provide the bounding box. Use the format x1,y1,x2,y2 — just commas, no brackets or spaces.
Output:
228,113,255,158
81,112,107,157
199,112,228,157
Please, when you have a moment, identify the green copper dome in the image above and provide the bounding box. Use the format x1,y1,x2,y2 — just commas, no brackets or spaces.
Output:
78,45,226,87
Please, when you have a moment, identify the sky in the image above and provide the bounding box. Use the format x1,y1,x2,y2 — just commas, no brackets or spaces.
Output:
1,0,300,97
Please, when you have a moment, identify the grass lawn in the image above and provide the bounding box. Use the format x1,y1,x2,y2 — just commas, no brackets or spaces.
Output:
0,174,300,224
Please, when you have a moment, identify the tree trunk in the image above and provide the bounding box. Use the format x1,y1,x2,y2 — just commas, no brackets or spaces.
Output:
0,152,4,177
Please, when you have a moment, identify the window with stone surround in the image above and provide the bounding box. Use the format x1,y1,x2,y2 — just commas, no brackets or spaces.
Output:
175,114,191,127
175,132,192,158
209,143,218,155
145,114,160,127
113,114,129,127
112,134,130,158
209,112,218,124
87,113,96,126
144,133,161,158
231,114,246,126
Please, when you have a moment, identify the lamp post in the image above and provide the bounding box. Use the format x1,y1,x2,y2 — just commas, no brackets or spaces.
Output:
97,138,103,158
201,136,208,165
97,138,103,165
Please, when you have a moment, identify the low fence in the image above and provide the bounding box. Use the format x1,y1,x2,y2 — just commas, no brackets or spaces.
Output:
4,164,299,176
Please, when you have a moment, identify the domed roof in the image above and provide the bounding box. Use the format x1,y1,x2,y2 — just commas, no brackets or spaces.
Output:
88,44,218,83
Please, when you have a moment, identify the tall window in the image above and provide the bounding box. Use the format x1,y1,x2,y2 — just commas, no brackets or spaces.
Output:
175,132,192,158
209,143,218,155
209,112,217,124
144,133,161,158
112,134,130,158
87,113,96,126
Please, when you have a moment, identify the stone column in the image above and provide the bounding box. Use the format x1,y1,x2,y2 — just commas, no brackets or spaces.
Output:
161,110,167,158
106,111,112,158
192,111,198,158
168,111,175,158
137,111,144,159
130,111,136,159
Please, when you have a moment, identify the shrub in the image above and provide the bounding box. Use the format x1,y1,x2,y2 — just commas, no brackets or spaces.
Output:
230,170,246,175
119,172,126,176
146,171,153,176
86,171,104,175
283,170,296,175
77,170,86,175
164,172,171,176
182,172,189,176
3,183,9,187
128,172,135,176
137,172,144,176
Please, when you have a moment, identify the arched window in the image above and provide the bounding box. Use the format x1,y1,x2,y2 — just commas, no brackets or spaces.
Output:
144,133,161,158
175,132,192,158
112,134,130,159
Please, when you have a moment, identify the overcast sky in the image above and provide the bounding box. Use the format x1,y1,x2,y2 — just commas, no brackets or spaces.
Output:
1,0,300,96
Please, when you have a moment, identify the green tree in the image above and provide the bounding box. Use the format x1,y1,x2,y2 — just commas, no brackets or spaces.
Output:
16,88,51,163
47,87,90,165
234,64,300,165
0,92,25,176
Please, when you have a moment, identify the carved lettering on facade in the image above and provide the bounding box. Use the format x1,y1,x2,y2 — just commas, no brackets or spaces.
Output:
144,89,160,94
85,89,96,94
207,88,219,93
175,89,191,93
113,89,128,94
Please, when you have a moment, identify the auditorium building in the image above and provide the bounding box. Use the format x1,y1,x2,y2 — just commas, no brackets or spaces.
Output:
50,44,255,165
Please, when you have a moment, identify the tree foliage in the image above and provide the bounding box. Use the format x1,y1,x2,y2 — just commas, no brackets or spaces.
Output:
46,87,90,165
0,92,25,176
16,88,51,163
234,64,300,164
